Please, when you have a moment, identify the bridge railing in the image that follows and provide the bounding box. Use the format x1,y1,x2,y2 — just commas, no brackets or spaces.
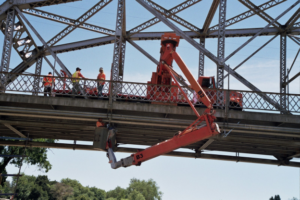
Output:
1,73,299,114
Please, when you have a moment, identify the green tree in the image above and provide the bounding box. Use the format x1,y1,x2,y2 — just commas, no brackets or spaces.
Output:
50,182,74,200
270,195,281,200
0,178,12,199
0,139,55,186
127,178,162,200
89,186,106,200
75,194,91,200
35,176,51,194
128,190,145,200
61,178,95,199
28,184,49,200
12,174,36,200
106,186,128,200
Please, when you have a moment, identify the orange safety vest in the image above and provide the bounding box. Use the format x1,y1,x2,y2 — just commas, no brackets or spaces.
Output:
43,75,55,87
97,73,106,85
96,121,105,127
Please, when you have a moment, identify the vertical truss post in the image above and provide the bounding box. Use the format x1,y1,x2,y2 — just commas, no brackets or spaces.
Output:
32,57,43,96
217,0,226,108
280,33,287,114
111,0,126,98
0,8,15,92
198,38,205,77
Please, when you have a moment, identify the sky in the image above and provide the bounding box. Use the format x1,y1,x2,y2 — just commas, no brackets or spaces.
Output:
1,0,300,199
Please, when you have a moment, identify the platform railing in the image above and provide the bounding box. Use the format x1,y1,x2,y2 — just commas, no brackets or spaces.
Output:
1,73,299,114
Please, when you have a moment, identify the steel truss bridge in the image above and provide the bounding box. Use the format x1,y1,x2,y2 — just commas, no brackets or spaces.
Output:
0,0,300,168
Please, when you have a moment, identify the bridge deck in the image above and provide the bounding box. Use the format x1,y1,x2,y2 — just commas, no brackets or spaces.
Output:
0,93,300,167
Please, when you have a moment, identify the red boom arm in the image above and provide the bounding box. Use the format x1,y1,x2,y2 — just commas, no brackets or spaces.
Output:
106,33,220,169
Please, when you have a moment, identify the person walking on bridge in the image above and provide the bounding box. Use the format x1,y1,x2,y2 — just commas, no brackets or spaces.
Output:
43,72,55,97
97,67,106,98
72,67,85,97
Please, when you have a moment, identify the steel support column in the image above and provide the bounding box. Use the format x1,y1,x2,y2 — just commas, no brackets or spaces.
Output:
0,8,15,91
111,0,126,96
280,34,287,113
198,38,205,77
32,57,43,96
217,0,226,89
217,0,226,108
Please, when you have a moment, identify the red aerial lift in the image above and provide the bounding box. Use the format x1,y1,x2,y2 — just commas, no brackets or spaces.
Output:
106,33,220,169
194,76,243,109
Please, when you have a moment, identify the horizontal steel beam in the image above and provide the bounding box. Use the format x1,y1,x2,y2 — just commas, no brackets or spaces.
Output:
49,27,300,54
0,0,81,20
0,140,299,167
0,120,95,131
50,36,114,54
0,93,299,124
0,106,299,136
208,0,286,33
22,8,115,36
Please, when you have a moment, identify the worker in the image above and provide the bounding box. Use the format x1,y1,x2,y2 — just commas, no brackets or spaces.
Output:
43,72,55,97
72,67,85,97
97,67,106,98
96,119,106,127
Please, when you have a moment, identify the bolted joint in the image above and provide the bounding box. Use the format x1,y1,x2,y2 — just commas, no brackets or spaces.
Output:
218,59,225,67
275,156,291,166
194,150,202,158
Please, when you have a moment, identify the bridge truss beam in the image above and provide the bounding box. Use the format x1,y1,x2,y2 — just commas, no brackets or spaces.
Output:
111,0,126,95
1,140,300,168
0,8,15,91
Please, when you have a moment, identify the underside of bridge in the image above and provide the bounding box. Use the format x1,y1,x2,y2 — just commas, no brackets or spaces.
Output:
0,93,299,167
0,0,300,168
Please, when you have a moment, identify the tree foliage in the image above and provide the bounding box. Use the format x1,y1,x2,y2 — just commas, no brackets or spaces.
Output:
50,182,74,200
127,178,162,200
0,174,161,200
270,195,281,200
106,186,128,200
106,178,162,200
0,138,55,186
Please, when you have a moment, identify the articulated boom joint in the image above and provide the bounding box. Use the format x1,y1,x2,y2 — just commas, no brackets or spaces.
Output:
105,33,220,169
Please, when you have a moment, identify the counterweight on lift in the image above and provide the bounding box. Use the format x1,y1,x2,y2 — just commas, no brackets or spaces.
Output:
106,33,220,169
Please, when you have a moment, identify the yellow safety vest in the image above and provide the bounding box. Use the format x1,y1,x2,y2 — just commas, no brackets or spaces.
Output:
72,71,80,83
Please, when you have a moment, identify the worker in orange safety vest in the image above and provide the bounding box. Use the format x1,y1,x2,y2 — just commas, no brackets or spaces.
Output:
97,67,106,98
43,72,55,97
96,118,106,127
72,67,85,97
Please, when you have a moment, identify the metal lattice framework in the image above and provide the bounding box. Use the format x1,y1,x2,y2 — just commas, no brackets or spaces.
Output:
280,33,287,113
0,8,15,90
111,0,126,96
198,38,205,77
1,0,300,167
32,56,43,95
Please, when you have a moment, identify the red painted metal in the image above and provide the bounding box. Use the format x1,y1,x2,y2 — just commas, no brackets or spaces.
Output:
127,33,220,166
